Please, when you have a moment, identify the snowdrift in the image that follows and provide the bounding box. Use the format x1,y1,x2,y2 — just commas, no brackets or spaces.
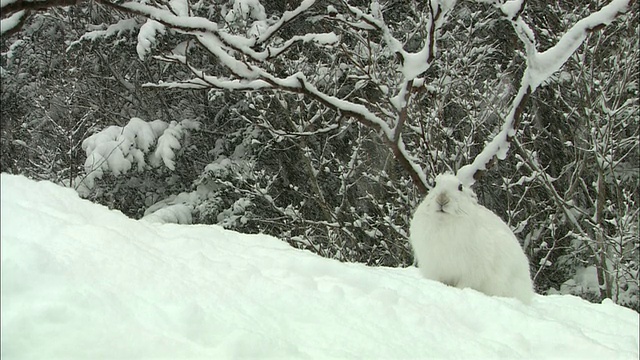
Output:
1,174,638,359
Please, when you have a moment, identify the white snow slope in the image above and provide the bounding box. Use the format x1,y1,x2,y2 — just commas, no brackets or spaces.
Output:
1,174,638,359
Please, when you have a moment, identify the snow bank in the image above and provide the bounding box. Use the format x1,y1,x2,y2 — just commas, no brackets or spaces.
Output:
1,174,638,359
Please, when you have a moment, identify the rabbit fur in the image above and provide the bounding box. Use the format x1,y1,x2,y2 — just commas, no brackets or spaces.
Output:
410,173,534,303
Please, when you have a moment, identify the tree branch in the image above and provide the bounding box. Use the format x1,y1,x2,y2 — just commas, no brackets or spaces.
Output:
458,0,632,185
1,0,81,17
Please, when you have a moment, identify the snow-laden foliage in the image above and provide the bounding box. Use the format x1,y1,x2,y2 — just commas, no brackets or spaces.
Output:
143,192,195,224
136,19,165,60
81,117,199,189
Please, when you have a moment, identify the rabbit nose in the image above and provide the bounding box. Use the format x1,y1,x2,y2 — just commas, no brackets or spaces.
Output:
436,193,449,207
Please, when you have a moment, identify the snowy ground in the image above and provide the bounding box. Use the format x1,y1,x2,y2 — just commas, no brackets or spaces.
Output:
1,174,638,359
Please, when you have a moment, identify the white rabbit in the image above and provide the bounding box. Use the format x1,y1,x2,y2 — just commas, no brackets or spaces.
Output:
409,173,534,303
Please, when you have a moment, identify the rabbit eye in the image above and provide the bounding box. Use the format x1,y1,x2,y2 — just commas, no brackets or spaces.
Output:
458,184,463,191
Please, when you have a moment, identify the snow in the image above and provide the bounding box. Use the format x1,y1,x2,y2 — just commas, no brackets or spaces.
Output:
527,0,631,90
458,0,631,186
87,140,132,175
256,0,316,44
80,117,196,186
67,18,139,50
456,74,530,186
143,190,198,225
500,0,524,19
149,121,183,170
197,33,258,79
137,19,166,60
169,0,189,17
0,0,17,8
0,10,26,36
225,0,267,23
1,174,639,359
143,203,194,224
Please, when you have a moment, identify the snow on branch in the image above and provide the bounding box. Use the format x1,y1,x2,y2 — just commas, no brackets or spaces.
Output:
146,54,272,90
1,0,82,36
2,0,434,193
320,0,458,192
528,0,632,90
1,0,79,17
262,32,340,60
99,1,337,63
137,19,166,60
255,0,316,45
457,0,632,186
66,19,139,50
81,117,199,188
457,78,531,185
0,9,28,37
147,48,434,190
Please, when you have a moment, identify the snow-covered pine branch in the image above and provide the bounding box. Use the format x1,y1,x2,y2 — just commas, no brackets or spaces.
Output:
142,191,196,224
149,119,201,170
81,117,199,188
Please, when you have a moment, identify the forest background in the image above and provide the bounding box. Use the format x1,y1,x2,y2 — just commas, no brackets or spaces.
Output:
1,0,638,311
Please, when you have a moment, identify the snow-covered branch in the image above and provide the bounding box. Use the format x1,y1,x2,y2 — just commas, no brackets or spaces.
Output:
0,0,84,36
4,0,632,196
528,0,632,90
0,9,28,37
458,0,632,185
132,0,438,191
1,0,79,17
254,0,316,45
